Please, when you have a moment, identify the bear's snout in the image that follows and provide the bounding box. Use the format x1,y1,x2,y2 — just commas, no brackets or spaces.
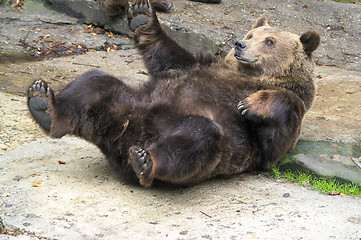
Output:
234,40,257,63
235,41,247,52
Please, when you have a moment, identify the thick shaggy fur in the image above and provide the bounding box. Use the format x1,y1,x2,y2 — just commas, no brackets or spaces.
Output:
27,0,319,187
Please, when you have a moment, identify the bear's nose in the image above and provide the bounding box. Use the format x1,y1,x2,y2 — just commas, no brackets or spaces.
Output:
235,41,247,51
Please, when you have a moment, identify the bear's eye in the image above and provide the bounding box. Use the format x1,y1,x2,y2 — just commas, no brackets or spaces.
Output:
265,38,275,46
246,34,253,40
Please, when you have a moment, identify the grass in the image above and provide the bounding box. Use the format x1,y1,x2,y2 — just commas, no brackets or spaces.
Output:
269,166,361,197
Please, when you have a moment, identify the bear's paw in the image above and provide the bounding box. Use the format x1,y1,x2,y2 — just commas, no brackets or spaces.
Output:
129,146,154,187
27,80,52,132
128,0,153,32
237,90,282,123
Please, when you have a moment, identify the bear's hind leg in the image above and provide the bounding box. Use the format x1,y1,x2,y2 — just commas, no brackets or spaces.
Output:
27,80,53,132
129,115,223,187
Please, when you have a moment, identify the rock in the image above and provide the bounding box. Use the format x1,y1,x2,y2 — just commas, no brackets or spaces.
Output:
47,0,131,34
278,141,361,184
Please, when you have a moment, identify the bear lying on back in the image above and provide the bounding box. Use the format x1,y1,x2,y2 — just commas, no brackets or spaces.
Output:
27,0,320,187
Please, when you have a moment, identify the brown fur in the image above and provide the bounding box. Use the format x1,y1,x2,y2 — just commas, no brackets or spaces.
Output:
27,2,320,187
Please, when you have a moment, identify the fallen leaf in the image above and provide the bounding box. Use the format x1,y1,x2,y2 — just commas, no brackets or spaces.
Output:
287,4,293,7
320,154,330,160
10,0,24,8
58,160,66,164
340,193,349,197
328,191,340,195
32,180,44,187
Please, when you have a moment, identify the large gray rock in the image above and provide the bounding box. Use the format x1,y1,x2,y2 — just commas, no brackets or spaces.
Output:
279,141,361,184
48,0,131,34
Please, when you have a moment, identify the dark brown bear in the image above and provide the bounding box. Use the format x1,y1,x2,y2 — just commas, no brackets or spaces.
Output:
27,0,320,187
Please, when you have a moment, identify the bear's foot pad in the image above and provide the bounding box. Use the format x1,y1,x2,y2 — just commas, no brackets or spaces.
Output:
128,0,152,32
129,146,153,187
27,80,52,132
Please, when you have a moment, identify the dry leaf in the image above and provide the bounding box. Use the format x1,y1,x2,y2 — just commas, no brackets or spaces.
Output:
32,180,44,187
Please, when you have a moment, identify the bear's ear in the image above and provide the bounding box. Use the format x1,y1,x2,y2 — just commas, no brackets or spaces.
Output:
300,30,320,56
252,16,269,29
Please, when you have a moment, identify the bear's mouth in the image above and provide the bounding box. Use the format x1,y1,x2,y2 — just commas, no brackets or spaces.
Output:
234,54,257,64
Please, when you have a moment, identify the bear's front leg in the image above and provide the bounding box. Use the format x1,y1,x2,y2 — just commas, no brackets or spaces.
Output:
128,0,216,74
237,89,305,126
237,89,306,169
27,80,52,132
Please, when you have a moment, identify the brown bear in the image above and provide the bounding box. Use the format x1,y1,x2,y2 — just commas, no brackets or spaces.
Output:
27,0,320,187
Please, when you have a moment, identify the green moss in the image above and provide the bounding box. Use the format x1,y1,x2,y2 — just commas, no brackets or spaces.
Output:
269,166,361,197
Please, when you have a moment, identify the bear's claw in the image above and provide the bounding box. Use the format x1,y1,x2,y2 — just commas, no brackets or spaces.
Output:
28,80,49,98
128,0,152,32
237,99,250,116
129,146,153,187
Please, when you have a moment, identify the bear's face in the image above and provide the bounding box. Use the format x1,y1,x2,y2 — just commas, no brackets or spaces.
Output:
225,17,320,78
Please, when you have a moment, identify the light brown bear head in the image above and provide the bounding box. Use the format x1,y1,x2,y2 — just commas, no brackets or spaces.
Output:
225,17,320,78
225,17,320,109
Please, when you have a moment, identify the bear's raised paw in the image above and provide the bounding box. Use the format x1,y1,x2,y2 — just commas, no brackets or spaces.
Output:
128,0,153,32
27,80,52,132
129,146,154,187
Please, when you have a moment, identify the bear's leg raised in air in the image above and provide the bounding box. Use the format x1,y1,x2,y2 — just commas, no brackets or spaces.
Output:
27,69,137,143
129,104,223,187
128,0,217,74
